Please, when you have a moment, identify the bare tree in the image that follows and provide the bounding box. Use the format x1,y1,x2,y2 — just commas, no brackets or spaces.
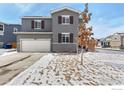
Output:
77,3,97,65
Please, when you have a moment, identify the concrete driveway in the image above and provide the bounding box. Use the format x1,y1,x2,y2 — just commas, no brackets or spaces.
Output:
0,53,45,85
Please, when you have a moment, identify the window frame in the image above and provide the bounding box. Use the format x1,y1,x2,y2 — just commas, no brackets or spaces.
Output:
13,27,18,32
61,33,70,43
34,20,41,30
0,24,4,35
61,15,70,25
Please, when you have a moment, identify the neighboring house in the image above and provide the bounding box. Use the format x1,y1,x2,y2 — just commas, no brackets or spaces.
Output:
101,33,124,49
101,36,111,48
0,22,21,48
14,7,81,52
110,33,124,49
96,39,101,47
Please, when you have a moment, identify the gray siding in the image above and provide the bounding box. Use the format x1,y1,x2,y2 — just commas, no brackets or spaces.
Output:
0,35,3,42
22,18,52,32
4,24,21,44
0,24,21,46
52,9,79,52
52,43,77,52
16,34,52,52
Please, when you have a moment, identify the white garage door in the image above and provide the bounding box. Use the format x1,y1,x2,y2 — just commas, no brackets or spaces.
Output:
21,39,51,52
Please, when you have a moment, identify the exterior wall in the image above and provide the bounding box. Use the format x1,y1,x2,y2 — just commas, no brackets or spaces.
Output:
0,24,21,48
22,18,52,32
16,34,52,52
52,43,77,52
4,24,21,44
0,23,4,43
120,36,124,49
52,9,79,52
110,35,121,48
0,35,3,42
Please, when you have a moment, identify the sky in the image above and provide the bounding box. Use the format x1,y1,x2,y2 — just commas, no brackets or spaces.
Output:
0,3,124,39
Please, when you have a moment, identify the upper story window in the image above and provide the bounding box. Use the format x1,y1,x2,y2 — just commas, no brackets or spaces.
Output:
62,15,70,24
0,24,4,35
31,20,45,30
13,27,18,32
58,15,73,25
0,24,4,32
34,20,41,29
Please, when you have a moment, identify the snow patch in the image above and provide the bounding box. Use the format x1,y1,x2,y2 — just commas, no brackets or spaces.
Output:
1,51,17,57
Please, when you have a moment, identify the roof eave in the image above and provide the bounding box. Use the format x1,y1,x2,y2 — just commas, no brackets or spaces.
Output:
13,32,53,35
21,16,51,19
51,7,81,14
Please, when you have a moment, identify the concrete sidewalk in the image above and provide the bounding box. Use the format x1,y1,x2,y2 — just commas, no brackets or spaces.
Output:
0,53,45,85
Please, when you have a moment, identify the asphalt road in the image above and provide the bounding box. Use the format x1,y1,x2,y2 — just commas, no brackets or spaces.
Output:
96,48,124,54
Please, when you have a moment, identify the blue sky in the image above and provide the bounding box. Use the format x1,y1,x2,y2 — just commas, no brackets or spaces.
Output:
0,3,124,38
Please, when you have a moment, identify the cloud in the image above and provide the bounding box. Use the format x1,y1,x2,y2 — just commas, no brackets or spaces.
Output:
14,4,36,13
88,17,124,39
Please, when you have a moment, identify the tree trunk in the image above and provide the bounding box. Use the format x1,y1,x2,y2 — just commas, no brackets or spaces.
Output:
76,43,79,54
81,46,83,65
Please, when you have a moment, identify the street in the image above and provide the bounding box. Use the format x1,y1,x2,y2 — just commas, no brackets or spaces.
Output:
96,48,124,54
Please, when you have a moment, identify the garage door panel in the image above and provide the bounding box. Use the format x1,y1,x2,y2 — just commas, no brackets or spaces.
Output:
21,39,50,52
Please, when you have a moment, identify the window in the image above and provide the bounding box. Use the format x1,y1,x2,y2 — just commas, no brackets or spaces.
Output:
31,20,45,30
34,20,41,29
62,15,70,24
58,33,73,43
13,27,18,32
61,33,70,43
0,24,4,32
58,15,73,24
0,24,4,35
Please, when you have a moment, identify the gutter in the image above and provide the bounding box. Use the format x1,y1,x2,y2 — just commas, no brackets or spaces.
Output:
13,32,53,35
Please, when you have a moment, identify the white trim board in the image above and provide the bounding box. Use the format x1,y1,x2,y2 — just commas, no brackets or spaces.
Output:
51,7,81,14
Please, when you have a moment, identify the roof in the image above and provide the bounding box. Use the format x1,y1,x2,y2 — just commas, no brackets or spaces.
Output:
115,32,124,35
0,21,20,25
21,16,51,19
0,21,7,25
13,32,53,35
51,7,81,14
8,24,21,26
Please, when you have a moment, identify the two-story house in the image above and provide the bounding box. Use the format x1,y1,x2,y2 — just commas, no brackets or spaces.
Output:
0,22,21,48
14,7,81,52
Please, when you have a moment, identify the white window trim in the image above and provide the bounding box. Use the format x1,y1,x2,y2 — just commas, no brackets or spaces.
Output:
13,27,18,32
61,32,70,43
61,15,70,25
0,24,4,35
34,20,41,30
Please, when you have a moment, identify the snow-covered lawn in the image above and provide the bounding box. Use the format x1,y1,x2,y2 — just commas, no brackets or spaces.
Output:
87,52,124,71
7,52,124,85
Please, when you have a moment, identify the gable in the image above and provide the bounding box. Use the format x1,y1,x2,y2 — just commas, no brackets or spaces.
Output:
51,7,81,14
